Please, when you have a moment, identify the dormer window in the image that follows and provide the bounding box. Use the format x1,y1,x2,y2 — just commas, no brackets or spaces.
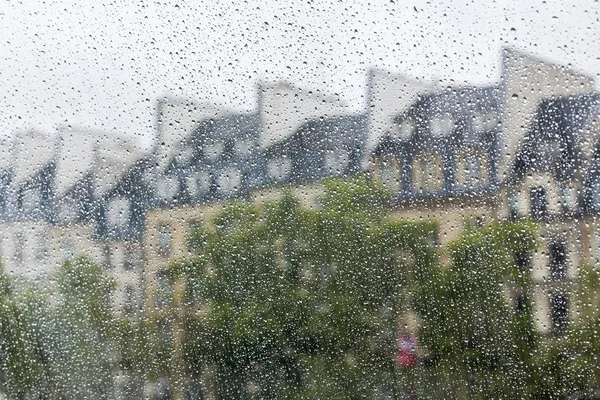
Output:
412,152,444,192
530,186,548,219
107,197,130,229
473,111,499,132
157,225,172,256
204,141,224,161
429,114,455,138
234,140,254,158
549,241,567,281
593,181,600,208
456,150,489,188
21,187,40,213
376,157,402,191
58,199,79,224
397,119,415,141
509,193,520,220
268,156,292,182
157,176,179,201
560,186,575,211
218,167,242,195
174,147,193,165
186,171,211,198
324,148,349,175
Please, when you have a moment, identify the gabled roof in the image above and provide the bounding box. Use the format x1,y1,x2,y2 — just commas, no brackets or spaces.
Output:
95,134,147,197
259,81,349,149
512,94,600,182
155,97,227,172
54,127,97,197
12,130,55,185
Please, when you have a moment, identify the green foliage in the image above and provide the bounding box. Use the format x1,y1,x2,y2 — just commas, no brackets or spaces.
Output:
50,257,118,399
172,177,439,399
414,220,541,398
1,177,600,399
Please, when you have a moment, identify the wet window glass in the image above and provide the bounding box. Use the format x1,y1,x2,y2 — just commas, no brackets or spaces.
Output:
0,1,599,399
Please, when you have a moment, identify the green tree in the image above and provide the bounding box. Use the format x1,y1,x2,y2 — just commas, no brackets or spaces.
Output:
0,268,55,400
50,256,117,399
167,176,438,399
413,221,539,398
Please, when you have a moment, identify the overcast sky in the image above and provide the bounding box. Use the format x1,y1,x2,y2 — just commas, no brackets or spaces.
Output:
0,0,598,149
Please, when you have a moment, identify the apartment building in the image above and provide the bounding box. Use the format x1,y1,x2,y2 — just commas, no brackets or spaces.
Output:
0,46,597,398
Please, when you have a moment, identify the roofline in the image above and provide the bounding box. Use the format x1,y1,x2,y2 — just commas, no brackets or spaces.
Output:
502,46,596,84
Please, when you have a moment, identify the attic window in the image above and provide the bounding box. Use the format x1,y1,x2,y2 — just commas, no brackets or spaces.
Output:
429,114,455,138
186,172,211,198
268,156,292,182
412,152,443,192
21,187,40,213
473,111,499,132
324,148,349,175
218,167,242,195
204,142,224,161
397,119,415,141
376,157,402,191
234,139,253,158
107,197,130,228
157,176,179,201
530,186,548,219
456,150,489,188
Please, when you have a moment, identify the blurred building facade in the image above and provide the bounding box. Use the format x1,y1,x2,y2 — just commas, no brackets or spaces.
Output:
0,47,599,397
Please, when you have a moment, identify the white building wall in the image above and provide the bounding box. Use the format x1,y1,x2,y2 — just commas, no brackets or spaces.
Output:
500,47,596,180
54,127,97,196
155,97,225,171
366,68,438,162
12,130,54,185
259,82,348,148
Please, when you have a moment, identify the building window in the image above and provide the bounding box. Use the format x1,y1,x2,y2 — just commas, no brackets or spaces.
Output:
397,119,415,141
103,244,112,269
107,197,130,229
550,293,568,336
217,167,242,195
324,148,349,175
412,153,443,192
530,186,548,219
515,293,529,314
204,141,224,161
157,225,172,256
58,197,79,224
549,242,567,281
61,240,75,263
593,181,600,208
14,232,25,266
429,114,455,138
509,193,520,220
268,156,292,183
187,221,205,253
377,157,402,191
174,147,193,165
123,245,136,271
456,150,488,188
464,216,483,230
156,271,171,309
157,176,179,202
186,171,211,199
594,230,600,268
559,185,574,211
124,285,136,315
515,250,532,272
472,110,499,132
234,139,254,158
35,230,48,261
21,187,40,213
